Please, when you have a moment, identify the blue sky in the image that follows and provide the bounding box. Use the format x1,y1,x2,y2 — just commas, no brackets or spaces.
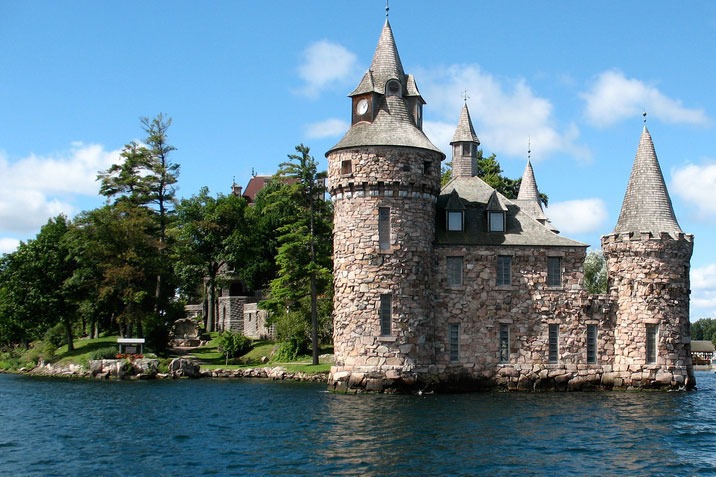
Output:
1,1,715,319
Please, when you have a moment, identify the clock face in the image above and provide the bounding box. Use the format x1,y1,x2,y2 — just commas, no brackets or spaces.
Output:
356,99,369,115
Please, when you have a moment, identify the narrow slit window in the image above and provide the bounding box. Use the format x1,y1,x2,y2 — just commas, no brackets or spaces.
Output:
446,256,463,286
449,323,460,362
548,324,559,363
587,324,597,364
379,207,390,251
499,324,510,363
496,255,511,286
380,294,392,336
547,257,562,287
646,324,658,364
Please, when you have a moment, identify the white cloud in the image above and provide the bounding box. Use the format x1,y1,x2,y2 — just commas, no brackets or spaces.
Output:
0,143,120,235
692,263,716,319
547,198,608,235
305,118,350,139
0,238,20,255
581,70,709,128
416,64,589,161
297,40,358,99
671,161,716,218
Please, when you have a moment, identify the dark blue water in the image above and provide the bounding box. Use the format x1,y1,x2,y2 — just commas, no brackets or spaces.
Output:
1,372,716,476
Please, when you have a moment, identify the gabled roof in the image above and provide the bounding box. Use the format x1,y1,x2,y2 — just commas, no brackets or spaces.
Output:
613,126,683,236
437,176,586,247
242,175,271,203
450,103,480,145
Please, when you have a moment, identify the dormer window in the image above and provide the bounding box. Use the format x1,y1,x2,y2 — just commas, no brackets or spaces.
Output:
386,79,402,97
488,211,505,232
447,210,464,231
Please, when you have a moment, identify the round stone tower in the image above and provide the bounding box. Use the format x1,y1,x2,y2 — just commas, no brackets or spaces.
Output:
326,19,444,392
602,125,694,390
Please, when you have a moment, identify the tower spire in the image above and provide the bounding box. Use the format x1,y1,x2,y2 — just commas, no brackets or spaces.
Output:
613,125,682,236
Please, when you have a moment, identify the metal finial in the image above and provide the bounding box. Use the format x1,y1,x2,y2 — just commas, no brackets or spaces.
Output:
643,111,647,124
461,90,470,103
251,167,256,177
386,0,389,17
528,137,531,161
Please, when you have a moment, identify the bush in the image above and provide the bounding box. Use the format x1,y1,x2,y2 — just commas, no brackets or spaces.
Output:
44,323,67,348
217,331,252,364
89,346,120,361
25,341,57,365
272,338,307,363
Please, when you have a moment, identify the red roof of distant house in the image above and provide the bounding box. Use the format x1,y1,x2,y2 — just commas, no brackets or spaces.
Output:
242,175,272,203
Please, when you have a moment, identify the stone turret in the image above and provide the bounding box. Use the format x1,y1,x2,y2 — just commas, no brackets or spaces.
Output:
601,125,694,390
450,102,480,178
514,160,558,233
326,19,444,393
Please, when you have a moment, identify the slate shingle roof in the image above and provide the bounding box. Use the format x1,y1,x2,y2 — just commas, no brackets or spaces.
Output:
613,126,683,236
514,160,550,224
450,103,480,145
437,176,586,247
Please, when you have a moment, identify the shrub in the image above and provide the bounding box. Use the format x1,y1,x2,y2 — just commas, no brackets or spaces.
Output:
44,323,67,348
89,346,121,360
217,331,252,365
272,338,307,363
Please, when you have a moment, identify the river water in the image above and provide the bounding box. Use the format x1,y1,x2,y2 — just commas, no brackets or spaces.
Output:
1,371,716,476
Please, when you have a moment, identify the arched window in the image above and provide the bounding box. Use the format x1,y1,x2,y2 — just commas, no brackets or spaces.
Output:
386,79,401,97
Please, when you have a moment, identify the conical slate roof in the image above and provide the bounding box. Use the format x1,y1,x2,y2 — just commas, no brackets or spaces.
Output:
613,126,682,236
450,103,480,145
350,20,405,97
515,160,548,222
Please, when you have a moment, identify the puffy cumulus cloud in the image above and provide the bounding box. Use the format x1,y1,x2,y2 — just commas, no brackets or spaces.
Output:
0,143,120,235
305,118,350,139
581,70,710,128
296,40,359,99
416,64,589,162
0,238,20,255
692,264,716,319
671,161,716,218
546,198,608,235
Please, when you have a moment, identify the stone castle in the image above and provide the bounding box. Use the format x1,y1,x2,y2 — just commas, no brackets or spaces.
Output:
326,18,694,392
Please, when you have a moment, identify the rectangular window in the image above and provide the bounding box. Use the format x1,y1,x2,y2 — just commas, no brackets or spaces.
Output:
341,160,352,175
447,211,463,231
380,294,392,336
489,211,505,232
547,257,562,287
496,255,511,286
379,207,390,250
646,324,658,364
449,323,460,362
548,324,559,363
587,324,597,364
423,160,431,175
499,324,510,363
446,256,463,286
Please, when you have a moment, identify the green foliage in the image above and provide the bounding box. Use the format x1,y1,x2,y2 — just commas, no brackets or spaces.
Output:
259,145,333,365
584,251,608,294
691,318,716,344
89,346,121,360
272,339,306,363
216,331,252,365
43,323,67,348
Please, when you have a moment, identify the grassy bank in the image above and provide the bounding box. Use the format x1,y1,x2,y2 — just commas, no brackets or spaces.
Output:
0,334,332,374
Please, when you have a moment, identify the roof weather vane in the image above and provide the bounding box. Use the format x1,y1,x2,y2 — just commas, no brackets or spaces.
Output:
528,137,531,161
643,111,647,124
462,90,470,103
386,0,389,18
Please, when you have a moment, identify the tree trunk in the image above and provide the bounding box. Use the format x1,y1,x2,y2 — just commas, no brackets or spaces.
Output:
64,318,74,352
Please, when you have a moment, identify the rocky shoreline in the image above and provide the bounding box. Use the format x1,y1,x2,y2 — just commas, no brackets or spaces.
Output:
13,358,329,384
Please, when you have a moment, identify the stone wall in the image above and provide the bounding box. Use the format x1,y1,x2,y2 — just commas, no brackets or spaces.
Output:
328,146,443,392
603,232,695,389
243,303,274,340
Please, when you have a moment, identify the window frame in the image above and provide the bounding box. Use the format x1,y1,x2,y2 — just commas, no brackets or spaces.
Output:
547,257,562,287
548,324,559,363
378,207,391,251
488,211,505,232
447,210,464,232
380,294,392,336
449,323,460,362
496,255,512,286
446,256,464,286
341,160,352,175
646,323,658,364
499,323,510,363
587,324,597,364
